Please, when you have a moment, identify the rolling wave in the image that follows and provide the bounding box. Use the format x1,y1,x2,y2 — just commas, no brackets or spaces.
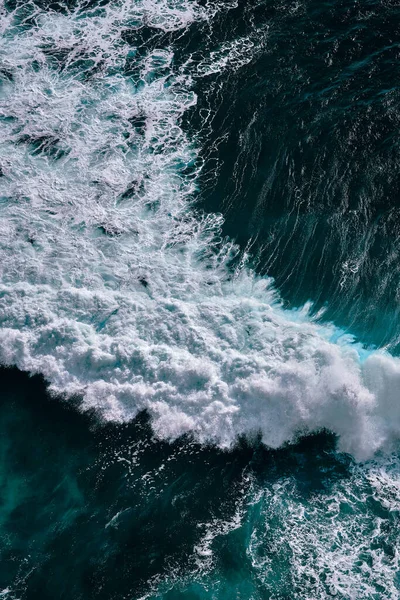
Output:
1,0,400,461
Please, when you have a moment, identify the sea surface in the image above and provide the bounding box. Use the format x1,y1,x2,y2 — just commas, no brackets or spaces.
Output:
1,0,400,597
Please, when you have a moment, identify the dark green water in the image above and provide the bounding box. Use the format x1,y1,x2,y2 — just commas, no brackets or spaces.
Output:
1,0,400,598
3,367,398,599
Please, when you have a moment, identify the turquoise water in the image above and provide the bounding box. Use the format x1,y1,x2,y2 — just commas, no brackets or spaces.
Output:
1,0,400,597
2,367,400,599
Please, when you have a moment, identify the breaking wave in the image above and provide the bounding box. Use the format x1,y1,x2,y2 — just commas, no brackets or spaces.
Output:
1,0,400,461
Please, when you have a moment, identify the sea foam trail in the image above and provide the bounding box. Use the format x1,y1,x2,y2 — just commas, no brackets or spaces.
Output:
0,0,399,461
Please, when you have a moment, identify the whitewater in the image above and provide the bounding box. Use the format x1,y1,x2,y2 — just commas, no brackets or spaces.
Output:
1,0,400,463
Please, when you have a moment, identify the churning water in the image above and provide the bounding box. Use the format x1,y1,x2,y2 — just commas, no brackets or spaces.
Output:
1,0,400,597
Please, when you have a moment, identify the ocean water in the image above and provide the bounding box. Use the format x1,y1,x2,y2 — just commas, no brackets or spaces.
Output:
1,0,400,597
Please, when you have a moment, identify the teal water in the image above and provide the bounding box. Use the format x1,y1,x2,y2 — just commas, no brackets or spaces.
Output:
1,0,400,597
2,367,400,599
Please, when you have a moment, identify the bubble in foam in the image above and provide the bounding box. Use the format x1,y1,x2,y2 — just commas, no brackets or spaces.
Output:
1,0,400,463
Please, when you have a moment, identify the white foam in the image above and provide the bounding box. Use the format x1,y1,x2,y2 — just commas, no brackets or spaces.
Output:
195,30,268,77
1,0,400,461
246,458,400,598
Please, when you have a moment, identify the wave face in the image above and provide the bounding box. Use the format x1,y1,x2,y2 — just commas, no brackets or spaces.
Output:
1,0,400,462
198,0,400,353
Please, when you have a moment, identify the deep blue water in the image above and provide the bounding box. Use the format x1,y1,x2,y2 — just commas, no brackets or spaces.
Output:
193,0,400,351
1,0,400,598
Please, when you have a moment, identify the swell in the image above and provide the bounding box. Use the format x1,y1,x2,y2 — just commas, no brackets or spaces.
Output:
0,0,399,461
